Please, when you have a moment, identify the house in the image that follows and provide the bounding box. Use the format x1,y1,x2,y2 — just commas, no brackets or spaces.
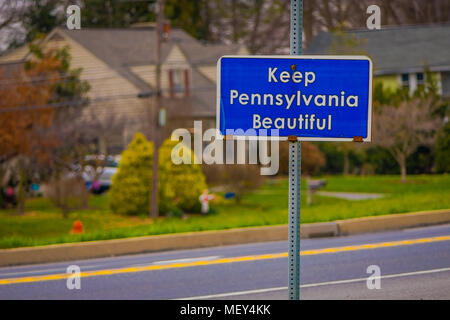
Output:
305,23,450,97
0,26,248,153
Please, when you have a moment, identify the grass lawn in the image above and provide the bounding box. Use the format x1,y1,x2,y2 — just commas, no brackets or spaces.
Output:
0,174,449,249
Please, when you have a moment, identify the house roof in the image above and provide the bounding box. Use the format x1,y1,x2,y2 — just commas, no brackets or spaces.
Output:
305,23,450,75
58,27,243,67
53,27,243,117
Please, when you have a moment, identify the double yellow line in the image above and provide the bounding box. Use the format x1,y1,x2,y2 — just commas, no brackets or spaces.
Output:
1,235,449,286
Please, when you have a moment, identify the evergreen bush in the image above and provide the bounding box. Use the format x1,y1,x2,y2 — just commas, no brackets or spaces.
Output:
109,133,153,215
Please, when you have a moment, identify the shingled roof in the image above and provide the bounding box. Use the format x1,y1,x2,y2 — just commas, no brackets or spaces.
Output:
56,27,244,117
305,23,450,76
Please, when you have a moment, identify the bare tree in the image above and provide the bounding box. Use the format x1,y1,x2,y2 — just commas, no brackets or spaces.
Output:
391,0,450,25
207,0,290,54
43,110,126,212
87,111,128,156
222,164,266,203
209,0,449,53
0,1,27,30
374,97,442,182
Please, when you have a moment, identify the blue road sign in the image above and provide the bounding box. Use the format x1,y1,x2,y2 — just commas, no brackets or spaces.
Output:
217,55,373,141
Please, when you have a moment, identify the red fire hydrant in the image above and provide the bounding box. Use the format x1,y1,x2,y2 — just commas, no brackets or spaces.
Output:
72,220,83,234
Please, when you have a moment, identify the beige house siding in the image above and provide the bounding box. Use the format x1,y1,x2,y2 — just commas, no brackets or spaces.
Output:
131,44,191,98
47,32,145,122
1,31,149,149
237,46,249,55
164,45,190,68
197,46,248,84
130,65,157,87
198,66,216,84
0,30,247,152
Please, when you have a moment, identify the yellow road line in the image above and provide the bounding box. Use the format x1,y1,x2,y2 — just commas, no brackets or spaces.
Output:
300,235,450,255
1,235,449,286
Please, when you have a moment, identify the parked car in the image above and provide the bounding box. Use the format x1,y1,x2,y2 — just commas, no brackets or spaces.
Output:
81,155,120,194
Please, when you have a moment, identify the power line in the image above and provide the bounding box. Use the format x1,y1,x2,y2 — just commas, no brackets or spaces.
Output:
0,71,154,85
0,93,136,113
0,86,217,113
0,74,112,86
0,66,172,83
0,70,217,90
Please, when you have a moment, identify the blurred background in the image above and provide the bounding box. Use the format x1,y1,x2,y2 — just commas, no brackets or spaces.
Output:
0,0,449,250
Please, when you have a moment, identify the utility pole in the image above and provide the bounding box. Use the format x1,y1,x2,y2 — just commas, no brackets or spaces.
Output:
150,0,164,218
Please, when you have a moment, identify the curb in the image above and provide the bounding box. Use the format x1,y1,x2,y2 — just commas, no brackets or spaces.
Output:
335,209,450,236
0,225,288,267
0,209,449,267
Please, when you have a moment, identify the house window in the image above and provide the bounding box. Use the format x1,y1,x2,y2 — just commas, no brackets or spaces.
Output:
173,69,183,93
168,69,190,97
416,72,424,87
401,73,409,88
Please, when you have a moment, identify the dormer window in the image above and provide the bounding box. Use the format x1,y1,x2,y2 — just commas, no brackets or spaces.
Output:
169,69,190,97
172,69,183,93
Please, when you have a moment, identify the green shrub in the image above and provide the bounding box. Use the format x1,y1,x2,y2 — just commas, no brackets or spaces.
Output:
109,133,153,215
109,134,207,216
158,138,207,214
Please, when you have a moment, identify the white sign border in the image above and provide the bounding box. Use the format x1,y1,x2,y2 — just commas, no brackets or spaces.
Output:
216,55,373,142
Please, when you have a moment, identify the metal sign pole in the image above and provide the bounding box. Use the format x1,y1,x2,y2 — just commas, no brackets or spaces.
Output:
288,0,302,301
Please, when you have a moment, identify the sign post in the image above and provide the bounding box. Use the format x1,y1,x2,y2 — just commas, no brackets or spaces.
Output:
216,0,372,301
288,0,302,301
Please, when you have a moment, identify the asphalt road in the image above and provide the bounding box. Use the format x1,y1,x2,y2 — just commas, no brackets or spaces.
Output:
0,223,449,300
